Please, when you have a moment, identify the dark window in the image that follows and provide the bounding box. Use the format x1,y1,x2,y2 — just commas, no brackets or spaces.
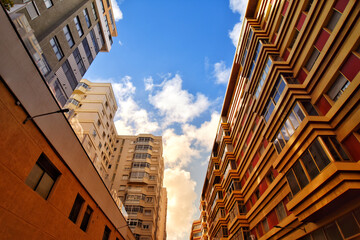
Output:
63,25,74,48
83,8,91,28
62,60,77,90
323,136,350,161
305,48,320,71
100,0,105,13
69,194,85,223
91,2,98,20
74,16,84,37
326,10,341,32
106,0,110,7
90,29,99,53
80,206,93,231
324,223,343,240
73,48,86,76
97,23,105,46
49,37,63,60
301,101,319,116
25,153,60,199
109,10,115,30
327,73,350,101
54,79,67,106
82,38,93,63
102,226,111,240
337,212,360,238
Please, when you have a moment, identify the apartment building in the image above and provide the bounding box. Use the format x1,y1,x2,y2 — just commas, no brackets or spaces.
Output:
0,6,134,239
10,0,117,106
109,134,167,240
192,0,360,239
65,79,118,185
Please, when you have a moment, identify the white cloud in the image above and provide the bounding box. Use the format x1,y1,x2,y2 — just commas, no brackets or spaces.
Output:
111,0,123,21
149,74,210,126
162,112,220,167
229,0,248,16
213,61,231,84
118,40,123,46
144,76,154,91
229,21,243,47
182,112,220,151
110,76,160,135
164,168,197,240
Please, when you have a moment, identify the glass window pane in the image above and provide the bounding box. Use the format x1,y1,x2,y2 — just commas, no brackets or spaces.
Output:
323,223,343,240
281,126,290,142
305,49,320,71
25,164,44,189
275,202,287,221
289,112,300,130
323,137,341,161
327,10,341,32
300,151,320,180
293,161,309,189
337,212,360,238
36,173,54,199
309,140,330,171
301,101,318,116
294,103,305,122
286,170,301,195
274,139,282,153
311,228,327,240
277,132,286,148
330,136,349,161
285,119,295,136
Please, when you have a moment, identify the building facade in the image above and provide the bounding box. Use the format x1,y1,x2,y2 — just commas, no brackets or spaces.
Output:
10,0,117,106
192,0,360,239
0,6,134,240
65,79,118,184
109,134,167,240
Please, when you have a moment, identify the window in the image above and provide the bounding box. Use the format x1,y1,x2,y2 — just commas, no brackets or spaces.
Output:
50,37,63,60
262,218,269,232
73,48,86,76
133,153,151,159
119,185,126,190
322,136,350,161
91,2,98,20
74,16,84,37
145,210,151,215
326,10,341,32
106,0,110,7
255,56,272,98
275,202,287,222
90,29,99,53
273,102,306,153
97,23,105,47
143,224,150,230
63,25,74,48
100,0,105,13
146,197,153,202
102,226,111,240
25,153,60,199
305,48,320,71
83,9,91,28
25,1,40,20
69,194,85,223
327,73,350,101
109,11,115,30
262,76,286,122
104,16,113,44
122,175,128,180
62,60,77,90
43,0,53,8
82,38,93,63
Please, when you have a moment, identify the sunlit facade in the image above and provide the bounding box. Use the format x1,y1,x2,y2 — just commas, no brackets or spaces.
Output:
109,134,167,240
192,0,360,239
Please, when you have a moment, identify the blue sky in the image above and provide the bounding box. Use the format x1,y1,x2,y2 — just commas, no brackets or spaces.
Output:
84,0,248,239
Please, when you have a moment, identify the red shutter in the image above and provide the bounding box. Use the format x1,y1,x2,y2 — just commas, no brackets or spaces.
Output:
340,53,360,81
263,138,269,148
283,49,290,61
259,179,268,195
241,177,246,186
252,153,260,168
342,133,360,161
257,224,264,237
314,29,330,51
334,0,349,13
246,131,253,145
282,1,289,16
297,68,307,83
296,12,307,30
246,201,252,213
272,168,279,178
267,210,279,229
272,34,277,44
316,95,332,115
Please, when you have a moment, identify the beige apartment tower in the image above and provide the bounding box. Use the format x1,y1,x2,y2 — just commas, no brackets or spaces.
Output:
109,134,167,240
65,79,118,185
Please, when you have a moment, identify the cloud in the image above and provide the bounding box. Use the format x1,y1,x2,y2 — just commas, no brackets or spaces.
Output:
213,61,231,84
111,0,123,21
149,74,210,126
164,168,197,240
229,0,248,16
162,112,220,167
144,76,154,91
109,76,160,135
229,21,243,47
118,40,123,46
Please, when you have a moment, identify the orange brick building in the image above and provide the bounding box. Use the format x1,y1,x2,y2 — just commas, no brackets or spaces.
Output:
0,6,134,240
191,0,360,239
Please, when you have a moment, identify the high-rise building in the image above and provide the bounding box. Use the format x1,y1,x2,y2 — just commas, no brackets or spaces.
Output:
109,134,167,240
192,0,360,239
65,79,118,184
10,0,117,106
0,6,134,239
